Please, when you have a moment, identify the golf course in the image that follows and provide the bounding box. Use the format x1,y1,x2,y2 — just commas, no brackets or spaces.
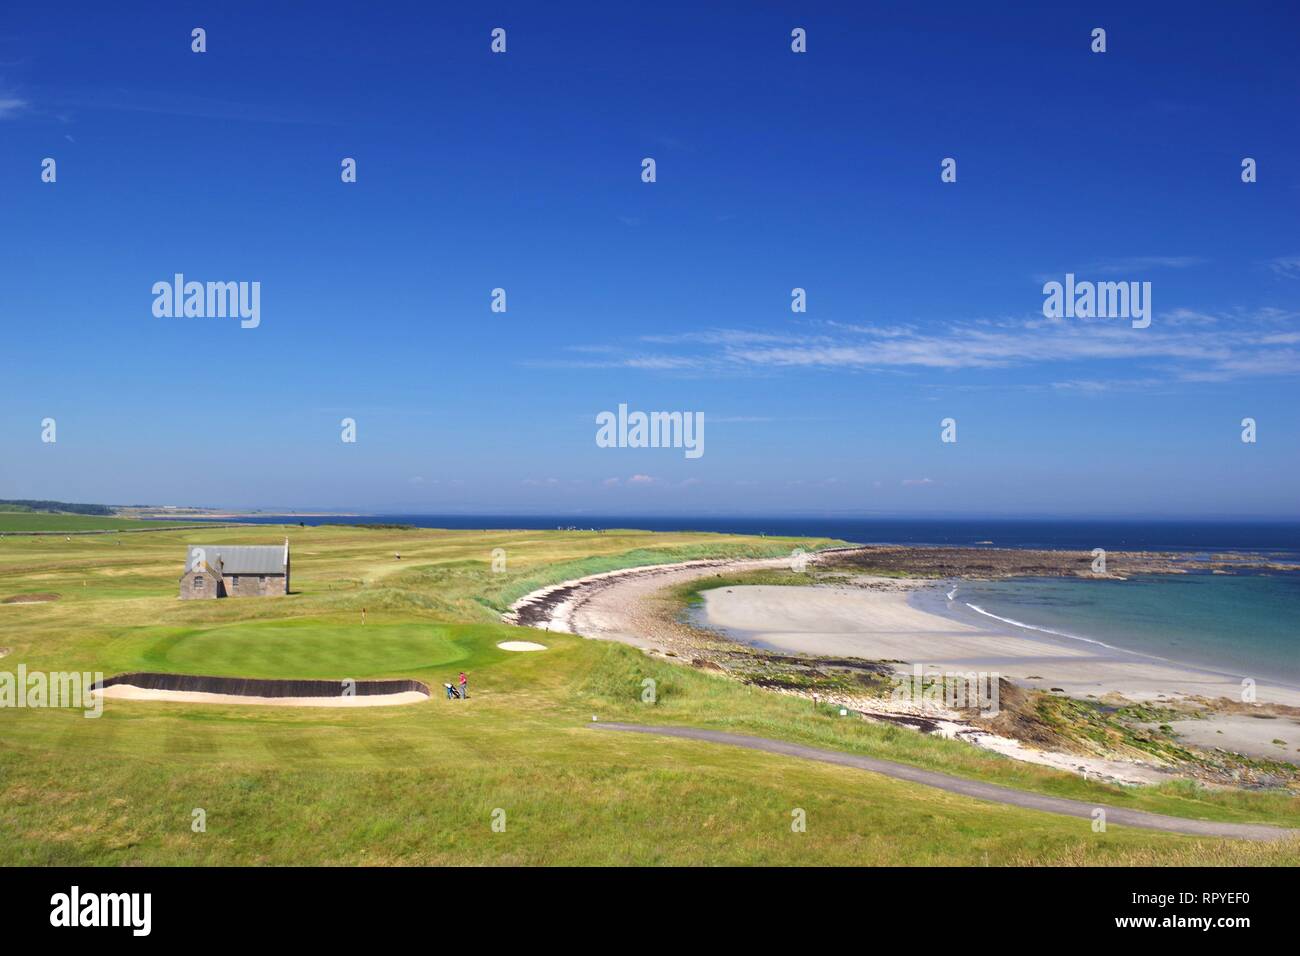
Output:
2,522,1298,865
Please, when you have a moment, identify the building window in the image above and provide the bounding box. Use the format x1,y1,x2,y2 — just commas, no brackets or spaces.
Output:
259,576,267,586
195,576,204,590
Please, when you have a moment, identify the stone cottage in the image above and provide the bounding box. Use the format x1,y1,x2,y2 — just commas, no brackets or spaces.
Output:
179,539,290,599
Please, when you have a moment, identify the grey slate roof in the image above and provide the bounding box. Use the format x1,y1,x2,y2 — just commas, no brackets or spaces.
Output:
186,544,287,575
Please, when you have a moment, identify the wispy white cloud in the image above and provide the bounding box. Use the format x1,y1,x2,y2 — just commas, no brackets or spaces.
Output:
1090,255,1205,274
594,475,703,490
547,310,1300,384
1162,308,1218,326
0,95,28,118
640,329,795,346
1049,377,1166,393
1031,256,1205,285
1267,255,1300,279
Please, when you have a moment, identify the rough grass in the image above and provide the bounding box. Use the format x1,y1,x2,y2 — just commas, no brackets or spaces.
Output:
0,512,191,533
1,524,1298,866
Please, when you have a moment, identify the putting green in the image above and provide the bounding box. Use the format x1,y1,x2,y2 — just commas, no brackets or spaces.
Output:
7,524,1297,867
135,619,467,678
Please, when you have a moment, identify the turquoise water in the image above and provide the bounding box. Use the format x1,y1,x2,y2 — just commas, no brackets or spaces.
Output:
929,574,1300,686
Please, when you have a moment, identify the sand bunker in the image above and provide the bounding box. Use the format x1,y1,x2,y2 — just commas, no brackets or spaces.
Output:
497,641,547,652
0,647,10,659
91,672,430,708
2,592,60,604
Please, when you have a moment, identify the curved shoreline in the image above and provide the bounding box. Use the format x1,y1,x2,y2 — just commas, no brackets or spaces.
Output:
506,553,1300,779
507,555,1300,708
504,553,803,642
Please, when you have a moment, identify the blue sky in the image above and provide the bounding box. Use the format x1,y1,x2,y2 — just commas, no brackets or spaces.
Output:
2,1,1298,516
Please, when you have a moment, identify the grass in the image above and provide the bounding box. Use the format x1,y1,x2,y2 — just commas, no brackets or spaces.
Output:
0,511,192,533
1,523,1298,865
131,620,471,678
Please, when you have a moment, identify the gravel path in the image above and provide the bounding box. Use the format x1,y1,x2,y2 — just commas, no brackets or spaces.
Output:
591,722,1300,842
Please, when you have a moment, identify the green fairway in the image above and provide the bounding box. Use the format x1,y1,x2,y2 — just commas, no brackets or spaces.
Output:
1,523,1298,866
0,511,190,533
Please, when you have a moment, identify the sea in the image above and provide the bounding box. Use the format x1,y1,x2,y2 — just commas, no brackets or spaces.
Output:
186,514,1300,684
192,514,1300,555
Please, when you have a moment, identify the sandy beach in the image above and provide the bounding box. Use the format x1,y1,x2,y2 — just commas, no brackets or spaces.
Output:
507,553,1300,775
505,554,798,648
698,583,1300,709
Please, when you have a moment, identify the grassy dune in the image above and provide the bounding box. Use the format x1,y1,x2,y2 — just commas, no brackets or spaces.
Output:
1,524,1298,865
